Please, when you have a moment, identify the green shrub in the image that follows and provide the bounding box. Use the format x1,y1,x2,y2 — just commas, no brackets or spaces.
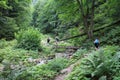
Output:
100,26,120,45
0,39,7,49
103,46,119,59
66,46,120,80
15,28,42,51
14,66,56,80
55,42,72,52
113,76,120,80
111,52,120,80
1,48,38,64
0,17,18,40
0,39,16,49
0,46,41,79
72,48,87,60
68,27,86,46
11,58,69,80
58,42,72,47
0,47,39,65
42,45,55,55
47,58,69,72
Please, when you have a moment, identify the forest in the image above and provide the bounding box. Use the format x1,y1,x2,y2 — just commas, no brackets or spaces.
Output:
0,0,120,80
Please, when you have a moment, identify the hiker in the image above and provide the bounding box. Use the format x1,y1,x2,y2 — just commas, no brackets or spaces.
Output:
55,36,59,45
55,36,59,42
94,38,100,49
47,37,50,44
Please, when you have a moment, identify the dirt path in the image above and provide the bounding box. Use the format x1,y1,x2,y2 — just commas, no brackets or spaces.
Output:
54,63,76,80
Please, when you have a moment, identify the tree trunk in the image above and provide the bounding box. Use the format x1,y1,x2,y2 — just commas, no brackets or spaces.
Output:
76,0,95,39
86,0,95,39
83,16,88,33
88,23,93,39
89,0,95,39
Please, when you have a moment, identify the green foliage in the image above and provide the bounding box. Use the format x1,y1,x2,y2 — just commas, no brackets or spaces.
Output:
0,38,69,80
0,40,17,62
0,46,40,79
103,46,119,58
0,17,18,40
15,0,32,29
111,52,120,80
1,0,120,79
9,58,69,80
0,0,32,40
0,1,9,9
42,45,54,54
47,58,69,72
113,76,120,80
72,48,87,60
14,66,56,80
32,0,120,47
0,47,39,64
32,0,60,34
15,28,42,51
58,41,72,47
0,39,8,49
68,28,86,46
100,26,120,45
38,35,56,55
108,0,120,20
33,0,80,37
66,46,120,80
55,41,72,52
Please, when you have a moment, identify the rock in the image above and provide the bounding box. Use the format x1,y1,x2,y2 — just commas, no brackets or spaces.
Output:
48,55,55,60
0,64,5,72
28,57,42,64
10,64,19,70
36,60,46,66
60,69,68,74
2,59,10,65
28,57,33,63
55,53,64,58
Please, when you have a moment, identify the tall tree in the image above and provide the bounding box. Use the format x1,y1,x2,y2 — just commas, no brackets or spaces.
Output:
33,0,61,34
0,0,32,40
76,0,96,39
0,0,18,40
108,0,120,20
15,0,32,29
53,0,97,39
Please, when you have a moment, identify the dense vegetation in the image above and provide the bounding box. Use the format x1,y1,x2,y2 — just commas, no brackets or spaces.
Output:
0,0,32,40
66,46,120,80
33,0,120,46
0,0,120,80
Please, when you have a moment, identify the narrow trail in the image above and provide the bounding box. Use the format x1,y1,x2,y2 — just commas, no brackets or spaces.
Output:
54,47,79,80
54,64,74,80
54,53,89,80
41,38,80,80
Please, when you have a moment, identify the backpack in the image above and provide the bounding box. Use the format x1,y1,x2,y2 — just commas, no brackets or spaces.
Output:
94,39,99,43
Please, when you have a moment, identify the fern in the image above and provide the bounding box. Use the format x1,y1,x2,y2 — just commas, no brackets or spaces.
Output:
66,46,120,80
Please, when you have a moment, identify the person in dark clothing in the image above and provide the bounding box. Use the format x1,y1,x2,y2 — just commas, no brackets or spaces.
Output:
55,36,59,45
47,37,50,43
94,38,100,49
55,36,59,42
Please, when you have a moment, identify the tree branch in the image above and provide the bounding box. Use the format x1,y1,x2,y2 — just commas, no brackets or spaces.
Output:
76,0,85,17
